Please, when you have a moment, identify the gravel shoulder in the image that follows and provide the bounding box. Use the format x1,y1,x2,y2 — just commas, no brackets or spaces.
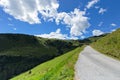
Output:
75,46,120,80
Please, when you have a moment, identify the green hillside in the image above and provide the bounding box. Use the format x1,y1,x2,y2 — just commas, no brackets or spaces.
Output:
0,34,80,80
79,34,108,44
0,33,106,80
91,29,120,60
11,47,84,80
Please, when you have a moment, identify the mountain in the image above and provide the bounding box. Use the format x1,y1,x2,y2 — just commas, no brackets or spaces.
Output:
0,33,106,80
11,47,84,80
91,29,120,60
0,34,80,80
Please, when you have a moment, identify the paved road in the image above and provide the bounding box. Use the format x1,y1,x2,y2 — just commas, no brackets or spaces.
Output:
75,46,120,80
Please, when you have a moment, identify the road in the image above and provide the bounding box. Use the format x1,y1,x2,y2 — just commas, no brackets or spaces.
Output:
75,46,120,80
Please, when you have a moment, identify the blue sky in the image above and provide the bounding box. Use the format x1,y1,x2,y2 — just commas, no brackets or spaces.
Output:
0,0,120,39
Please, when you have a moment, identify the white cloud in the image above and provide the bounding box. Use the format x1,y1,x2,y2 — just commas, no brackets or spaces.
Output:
86,0,99,9
111,29,116,32
98,22,103,26
36,29,80,40
80,36,85,39
99,8,107,14
36,29,68,40
92,29,104,36
37,0,59,21
0,0,90,38
0,0,59,24
111,23,117,27
55,9,90,36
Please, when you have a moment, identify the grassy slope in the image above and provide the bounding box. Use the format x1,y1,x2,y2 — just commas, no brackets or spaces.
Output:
11,47,84,80
0,34,58,80
0,34,57,57
0,34,80,80
91,29,120,60
0,33,105,80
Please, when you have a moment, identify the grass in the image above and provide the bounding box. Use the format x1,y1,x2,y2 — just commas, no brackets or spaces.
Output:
0,34,82,80
91,28,120,60
11,46,84,80
0,33,105,80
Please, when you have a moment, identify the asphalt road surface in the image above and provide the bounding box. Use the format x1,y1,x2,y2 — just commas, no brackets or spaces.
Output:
75,46,120,80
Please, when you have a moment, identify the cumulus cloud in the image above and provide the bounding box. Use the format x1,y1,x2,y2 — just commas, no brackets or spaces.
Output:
68,36,79,40
36,28,80,40
99,8,107,14
36,29,68,40
86,0,99,9
55,9,90,36
0,0,59,24
0,0,90,38
111,23,117,27
92,29,104,36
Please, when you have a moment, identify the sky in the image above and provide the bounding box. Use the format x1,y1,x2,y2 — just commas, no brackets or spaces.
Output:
0,0,120,40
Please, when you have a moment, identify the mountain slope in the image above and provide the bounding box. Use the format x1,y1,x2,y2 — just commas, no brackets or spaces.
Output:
91,29,120,60
0,33,106,80
11,47,84,80
0,34,79,80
